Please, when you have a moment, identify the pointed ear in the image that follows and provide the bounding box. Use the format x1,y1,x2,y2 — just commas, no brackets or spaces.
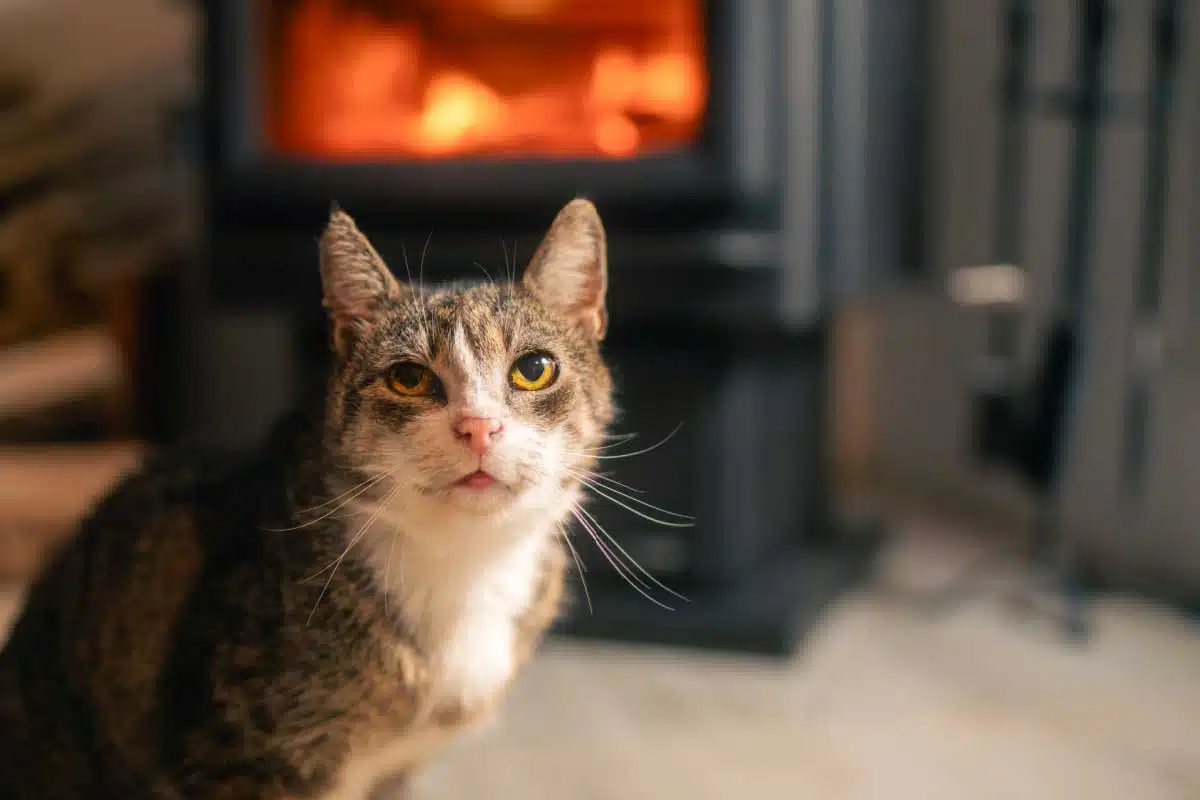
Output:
522,198,608,340
319,209,403,356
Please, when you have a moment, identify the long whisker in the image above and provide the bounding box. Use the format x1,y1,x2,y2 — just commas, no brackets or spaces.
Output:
570,505,636,584
418,231,433,296
289,470,390,514
501,238,513,285
557,524,592,615
571,506,674,611
383,522,400,617
603,432,640,445
502,431,652,463
571,468,645,495
572,508,658,600
401,242,432,358
306,485,400,625
419,234,436,357
555,424,684,460
472,260,495,283
501,238,521,343
301,494,394,586
263,472,393,532
569,472,694,525
575,503,688,603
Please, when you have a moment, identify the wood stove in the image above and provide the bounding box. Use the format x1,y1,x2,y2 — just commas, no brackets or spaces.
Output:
187,0,927,654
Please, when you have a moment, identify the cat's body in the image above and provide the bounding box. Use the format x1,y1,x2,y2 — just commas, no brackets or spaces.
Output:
0,200,614,798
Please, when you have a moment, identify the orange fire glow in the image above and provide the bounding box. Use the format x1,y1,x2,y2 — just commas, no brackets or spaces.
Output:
266,0,707,160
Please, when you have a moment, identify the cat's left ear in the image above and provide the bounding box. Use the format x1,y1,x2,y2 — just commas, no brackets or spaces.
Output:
319,209,403,356
523,198,608,340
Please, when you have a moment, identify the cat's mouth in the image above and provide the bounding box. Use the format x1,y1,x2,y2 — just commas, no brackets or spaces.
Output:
451,470,503,492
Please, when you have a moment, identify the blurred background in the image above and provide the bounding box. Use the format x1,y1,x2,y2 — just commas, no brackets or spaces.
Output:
0,0,1198,797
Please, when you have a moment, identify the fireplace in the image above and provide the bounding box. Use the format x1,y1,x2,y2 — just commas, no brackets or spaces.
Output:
189,0,927,654
266,0,707,161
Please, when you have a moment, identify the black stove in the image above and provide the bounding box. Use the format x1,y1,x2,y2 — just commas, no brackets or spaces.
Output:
184,0,927,655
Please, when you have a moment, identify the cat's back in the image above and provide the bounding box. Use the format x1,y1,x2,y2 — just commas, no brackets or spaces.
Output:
3,447,249,663
0,448,263,795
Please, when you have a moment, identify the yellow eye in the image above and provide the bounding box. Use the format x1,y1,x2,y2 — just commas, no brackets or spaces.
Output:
387,363,436,397
510,352,558,391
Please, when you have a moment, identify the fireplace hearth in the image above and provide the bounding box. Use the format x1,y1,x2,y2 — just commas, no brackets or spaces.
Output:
187,0,927,655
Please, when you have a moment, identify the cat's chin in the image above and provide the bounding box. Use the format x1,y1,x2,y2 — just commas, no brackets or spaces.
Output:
442,482,515,515
435,477,562,525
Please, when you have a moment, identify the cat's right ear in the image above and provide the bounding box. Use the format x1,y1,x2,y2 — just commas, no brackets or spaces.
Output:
319,210,403,357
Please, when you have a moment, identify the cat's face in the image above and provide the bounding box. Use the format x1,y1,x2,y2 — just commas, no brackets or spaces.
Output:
319,200,613,532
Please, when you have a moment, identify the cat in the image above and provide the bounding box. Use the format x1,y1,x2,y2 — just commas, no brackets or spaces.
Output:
0,198,614,798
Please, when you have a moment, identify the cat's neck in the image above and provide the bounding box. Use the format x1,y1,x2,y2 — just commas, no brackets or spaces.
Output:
352,495,559,708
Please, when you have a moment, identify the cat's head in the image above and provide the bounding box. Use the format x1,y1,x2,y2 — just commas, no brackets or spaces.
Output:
319,199,614,534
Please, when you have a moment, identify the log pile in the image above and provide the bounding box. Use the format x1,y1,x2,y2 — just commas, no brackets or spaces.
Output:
0,61,193,579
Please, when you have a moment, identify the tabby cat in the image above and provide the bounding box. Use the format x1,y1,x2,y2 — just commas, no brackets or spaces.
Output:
0,198,614,798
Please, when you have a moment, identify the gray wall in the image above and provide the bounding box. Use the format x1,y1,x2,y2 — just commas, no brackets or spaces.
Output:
871,0,1200,595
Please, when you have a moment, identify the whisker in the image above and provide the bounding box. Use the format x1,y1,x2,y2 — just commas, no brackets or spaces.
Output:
263,472,393,532
571,468,645,495
501,238,521,340
575,503,688,603
306,485,400,625
401,242,433,357
572,507,658,600
569,472,694,525
570,506,673,605
472,260,495,283
557,524,592,615
604,432,640,444
383,522,400,617
300,497,389,585
500,238,513,285
503,433,654,462
418,236,435,358
289,470,390,514
572,430,682,460
400,241,415,283
571,506,673,611
548,424,685,461
418,231,433,296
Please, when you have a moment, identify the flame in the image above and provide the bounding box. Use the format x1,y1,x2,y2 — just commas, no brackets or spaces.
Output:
268,0,707,160
420,71,507,154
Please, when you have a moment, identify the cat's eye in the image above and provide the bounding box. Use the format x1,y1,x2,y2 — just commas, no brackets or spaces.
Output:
387,362,437,397
510,352,558,392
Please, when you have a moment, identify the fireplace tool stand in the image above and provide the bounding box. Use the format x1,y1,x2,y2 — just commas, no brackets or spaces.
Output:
942,0,1181,641
1120,0,1182,503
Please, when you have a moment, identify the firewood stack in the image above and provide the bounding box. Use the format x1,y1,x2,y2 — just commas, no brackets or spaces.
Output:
0,61,196,579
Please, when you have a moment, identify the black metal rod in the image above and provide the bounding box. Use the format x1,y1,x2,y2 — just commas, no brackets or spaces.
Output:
1057,0,1111,319
1030,0,1113,642
1122,0,1181,497
988,0,1033,361
996,0,1032,268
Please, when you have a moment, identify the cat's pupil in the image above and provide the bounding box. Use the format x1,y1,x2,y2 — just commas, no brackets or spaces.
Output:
517,354,551,382
393,363,425,388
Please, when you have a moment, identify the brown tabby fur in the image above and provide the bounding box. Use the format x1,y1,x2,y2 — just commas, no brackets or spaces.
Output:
0,199,614,798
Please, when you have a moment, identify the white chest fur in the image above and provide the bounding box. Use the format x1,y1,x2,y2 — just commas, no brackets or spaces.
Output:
356,503,551,706
426,531,544,706
332,504,552,798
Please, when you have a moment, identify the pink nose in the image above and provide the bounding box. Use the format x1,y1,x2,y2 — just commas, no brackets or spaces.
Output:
455,416,503,455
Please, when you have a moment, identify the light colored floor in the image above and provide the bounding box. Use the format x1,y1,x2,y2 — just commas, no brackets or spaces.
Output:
2,523,1198,800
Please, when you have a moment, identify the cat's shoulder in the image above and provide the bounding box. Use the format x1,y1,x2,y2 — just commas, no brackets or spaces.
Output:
89,405,314,523
80,447,243,529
